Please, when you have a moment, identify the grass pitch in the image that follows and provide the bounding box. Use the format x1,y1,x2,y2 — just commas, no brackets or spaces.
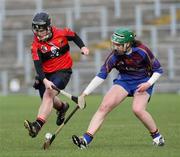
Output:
0,94,180,157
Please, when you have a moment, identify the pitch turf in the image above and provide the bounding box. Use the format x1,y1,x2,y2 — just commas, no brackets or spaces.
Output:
0,94,180,157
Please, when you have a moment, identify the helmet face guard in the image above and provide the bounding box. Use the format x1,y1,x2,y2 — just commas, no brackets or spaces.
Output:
32,12,52,41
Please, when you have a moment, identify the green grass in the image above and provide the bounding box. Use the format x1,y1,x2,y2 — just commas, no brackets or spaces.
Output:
0,94,180,157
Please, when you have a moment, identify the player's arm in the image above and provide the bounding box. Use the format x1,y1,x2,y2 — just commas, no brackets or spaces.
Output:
71,33,89,55
68,33,85,48
31,43,46,81
33,60,45,81
137,70,162,93
82,53,116,96
31,44,53,89
147,72,161,86
68,33,89,55
137,49,163,92
33,59,54,89
145,49,163,85
146,60,163,86
82,76,105,96
65,28,89,55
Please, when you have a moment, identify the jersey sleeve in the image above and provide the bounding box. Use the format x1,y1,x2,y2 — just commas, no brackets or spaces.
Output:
62,28,85,48
97,52,116,79
67,33,85,48
151,57,163,74
31,41,45,80
31,41,39,61
140,45,163,74
63,27,76,37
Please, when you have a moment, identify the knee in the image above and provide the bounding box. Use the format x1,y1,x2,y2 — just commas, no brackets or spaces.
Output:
98,101,113,114
132,106,143,117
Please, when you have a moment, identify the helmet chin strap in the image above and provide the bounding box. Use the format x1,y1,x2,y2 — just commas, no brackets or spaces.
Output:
125,48,132,55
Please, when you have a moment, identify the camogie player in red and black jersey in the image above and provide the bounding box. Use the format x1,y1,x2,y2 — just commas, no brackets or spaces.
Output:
24,12,89,138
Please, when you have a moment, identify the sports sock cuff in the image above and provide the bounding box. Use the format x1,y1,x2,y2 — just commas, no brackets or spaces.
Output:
36,117,46,127
37,117,46,123
150,129,159,135
86,132,93,138
83,132,93,144
150,129,160,138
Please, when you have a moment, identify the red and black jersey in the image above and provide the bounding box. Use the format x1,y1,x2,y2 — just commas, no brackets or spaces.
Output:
31,26,85,80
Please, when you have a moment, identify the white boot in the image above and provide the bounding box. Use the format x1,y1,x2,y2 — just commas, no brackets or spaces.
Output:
153,135,165,146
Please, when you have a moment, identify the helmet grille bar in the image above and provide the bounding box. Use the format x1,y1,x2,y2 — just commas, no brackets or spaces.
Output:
32,21,46,25
114,33,124,39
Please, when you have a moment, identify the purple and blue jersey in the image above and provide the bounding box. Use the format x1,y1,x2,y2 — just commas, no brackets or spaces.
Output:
97,44,163,81
97,44,163,96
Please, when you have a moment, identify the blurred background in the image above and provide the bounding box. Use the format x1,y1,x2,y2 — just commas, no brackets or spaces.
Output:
0,0,179,95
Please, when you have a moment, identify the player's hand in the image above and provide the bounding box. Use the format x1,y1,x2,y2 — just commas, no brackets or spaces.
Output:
78,93,87,109
81,46,89,55
80,93,87,97
43,78,54,90
136,82,151,93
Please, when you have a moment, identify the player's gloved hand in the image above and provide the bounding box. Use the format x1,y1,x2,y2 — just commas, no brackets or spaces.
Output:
33,79,40,89
81,46,89,55
78,93,86,110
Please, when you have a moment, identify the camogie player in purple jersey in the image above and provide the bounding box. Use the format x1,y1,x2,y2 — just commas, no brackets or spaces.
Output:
72,28,165,149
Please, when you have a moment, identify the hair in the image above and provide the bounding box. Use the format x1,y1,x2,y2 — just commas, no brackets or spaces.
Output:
132,40,142,47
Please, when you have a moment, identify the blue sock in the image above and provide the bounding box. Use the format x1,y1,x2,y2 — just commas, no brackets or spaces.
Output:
152,132,160,138
150,129,160,139
83,132,93,144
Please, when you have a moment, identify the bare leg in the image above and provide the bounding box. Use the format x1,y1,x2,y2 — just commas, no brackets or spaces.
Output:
87,85,128,135
24,88,59,138
53,96,64,110
132,92,157,133
37,89,58,120
53,94,70,126
72,89,164,148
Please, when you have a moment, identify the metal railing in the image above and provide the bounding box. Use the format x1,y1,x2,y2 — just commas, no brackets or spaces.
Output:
0,0,180,95
135,3,180,37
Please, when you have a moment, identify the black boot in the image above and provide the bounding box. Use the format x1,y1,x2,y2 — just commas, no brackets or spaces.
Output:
24,120,41,138
72,135,87,149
